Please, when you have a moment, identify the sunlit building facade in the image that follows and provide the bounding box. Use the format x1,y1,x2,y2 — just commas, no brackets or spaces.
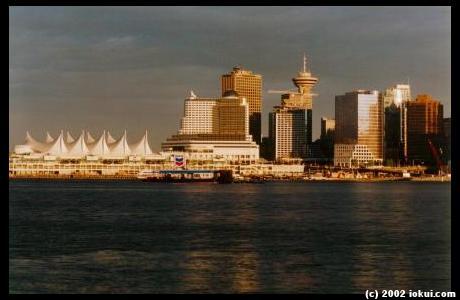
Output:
179,95,216,135
334,90,383,167
381,84,412,164
269,107,306,160
221,66,262,144
162,91,259,163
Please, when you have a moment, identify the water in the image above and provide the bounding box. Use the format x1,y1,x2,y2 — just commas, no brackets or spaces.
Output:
9,180,451,293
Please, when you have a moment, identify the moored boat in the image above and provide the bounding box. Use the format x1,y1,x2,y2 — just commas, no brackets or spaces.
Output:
137,169,233,184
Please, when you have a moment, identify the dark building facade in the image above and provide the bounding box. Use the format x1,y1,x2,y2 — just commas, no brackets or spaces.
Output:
384,104,403,165
320,117,335,161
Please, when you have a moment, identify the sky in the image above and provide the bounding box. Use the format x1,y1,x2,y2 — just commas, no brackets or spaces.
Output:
9,6,451,151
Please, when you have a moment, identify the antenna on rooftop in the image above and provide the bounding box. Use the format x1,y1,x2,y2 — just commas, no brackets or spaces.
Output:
303,52,307,73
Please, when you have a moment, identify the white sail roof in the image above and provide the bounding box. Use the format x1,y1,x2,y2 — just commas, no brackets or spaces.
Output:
15,129,160,158
25,131,50,153
66,131,75,144
108,130,131,156
67,131,90,156
106,131,117,144
86,131,96,144
130,130,154,156
46,131,69,155
88,130,110,156
45,132,55,143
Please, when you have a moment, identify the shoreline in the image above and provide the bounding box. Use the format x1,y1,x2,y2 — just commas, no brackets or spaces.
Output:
9,175,451,183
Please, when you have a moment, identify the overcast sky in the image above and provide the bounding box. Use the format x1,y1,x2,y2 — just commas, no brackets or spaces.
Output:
9,6,451,150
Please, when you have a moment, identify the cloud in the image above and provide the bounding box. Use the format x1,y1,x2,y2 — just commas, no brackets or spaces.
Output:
9,6,451,150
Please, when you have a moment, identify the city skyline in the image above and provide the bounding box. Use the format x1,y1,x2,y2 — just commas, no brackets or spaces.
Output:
9,6,451,150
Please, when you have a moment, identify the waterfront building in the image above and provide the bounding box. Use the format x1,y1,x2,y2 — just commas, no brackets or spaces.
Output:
334,90,383,167
9,155,304,178
221,66,262,144
320,117,335,160
381,84,412,164
269,106,306,161
13,130,154,159
406,94,445,165
161,91,259,163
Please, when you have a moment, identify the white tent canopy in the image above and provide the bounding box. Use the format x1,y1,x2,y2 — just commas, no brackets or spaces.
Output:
88,130,111,156
14,129,156,158
86,131,96,144
45,132,54,143
47,131,69,155
130,130,154,156
67,131,90,156
66,131,75,144
25,131,49,153
109,130,131,156
106,131,117,144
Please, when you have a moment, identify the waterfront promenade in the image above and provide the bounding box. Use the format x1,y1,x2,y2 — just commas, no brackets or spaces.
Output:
8,172,451,182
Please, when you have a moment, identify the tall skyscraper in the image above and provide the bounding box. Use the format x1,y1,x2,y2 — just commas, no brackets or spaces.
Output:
334,90,383,167
279,54,318,145
221,66,262,144
269,106,306,160
381,84,412,164
406,94,444,165
268,54,319,160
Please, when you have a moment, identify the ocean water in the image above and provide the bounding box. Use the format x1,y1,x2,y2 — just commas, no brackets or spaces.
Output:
9,180,451,293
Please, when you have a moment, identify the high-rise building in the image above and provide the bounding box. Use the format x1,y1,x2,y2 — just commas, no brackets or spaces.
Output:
279,54,318,145
381,84,412,164
162,91,259,163
213,91,250,139
179,92,217,135
382,84,411,108
178,91,250,140
269,106,306,160
268,54,319,161
406,94,444,165
221,66,262,144
334,90,383,167
320,117,335,160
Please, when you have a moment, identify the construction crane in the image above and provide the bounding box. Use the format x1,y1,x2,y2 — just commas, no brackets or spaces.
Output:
427,138,447,174
267,90,318,97
268,90,297,94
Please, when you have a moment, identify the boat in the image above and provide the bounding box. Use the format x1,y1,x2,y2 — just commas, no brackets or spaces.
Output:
137,169,233,184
